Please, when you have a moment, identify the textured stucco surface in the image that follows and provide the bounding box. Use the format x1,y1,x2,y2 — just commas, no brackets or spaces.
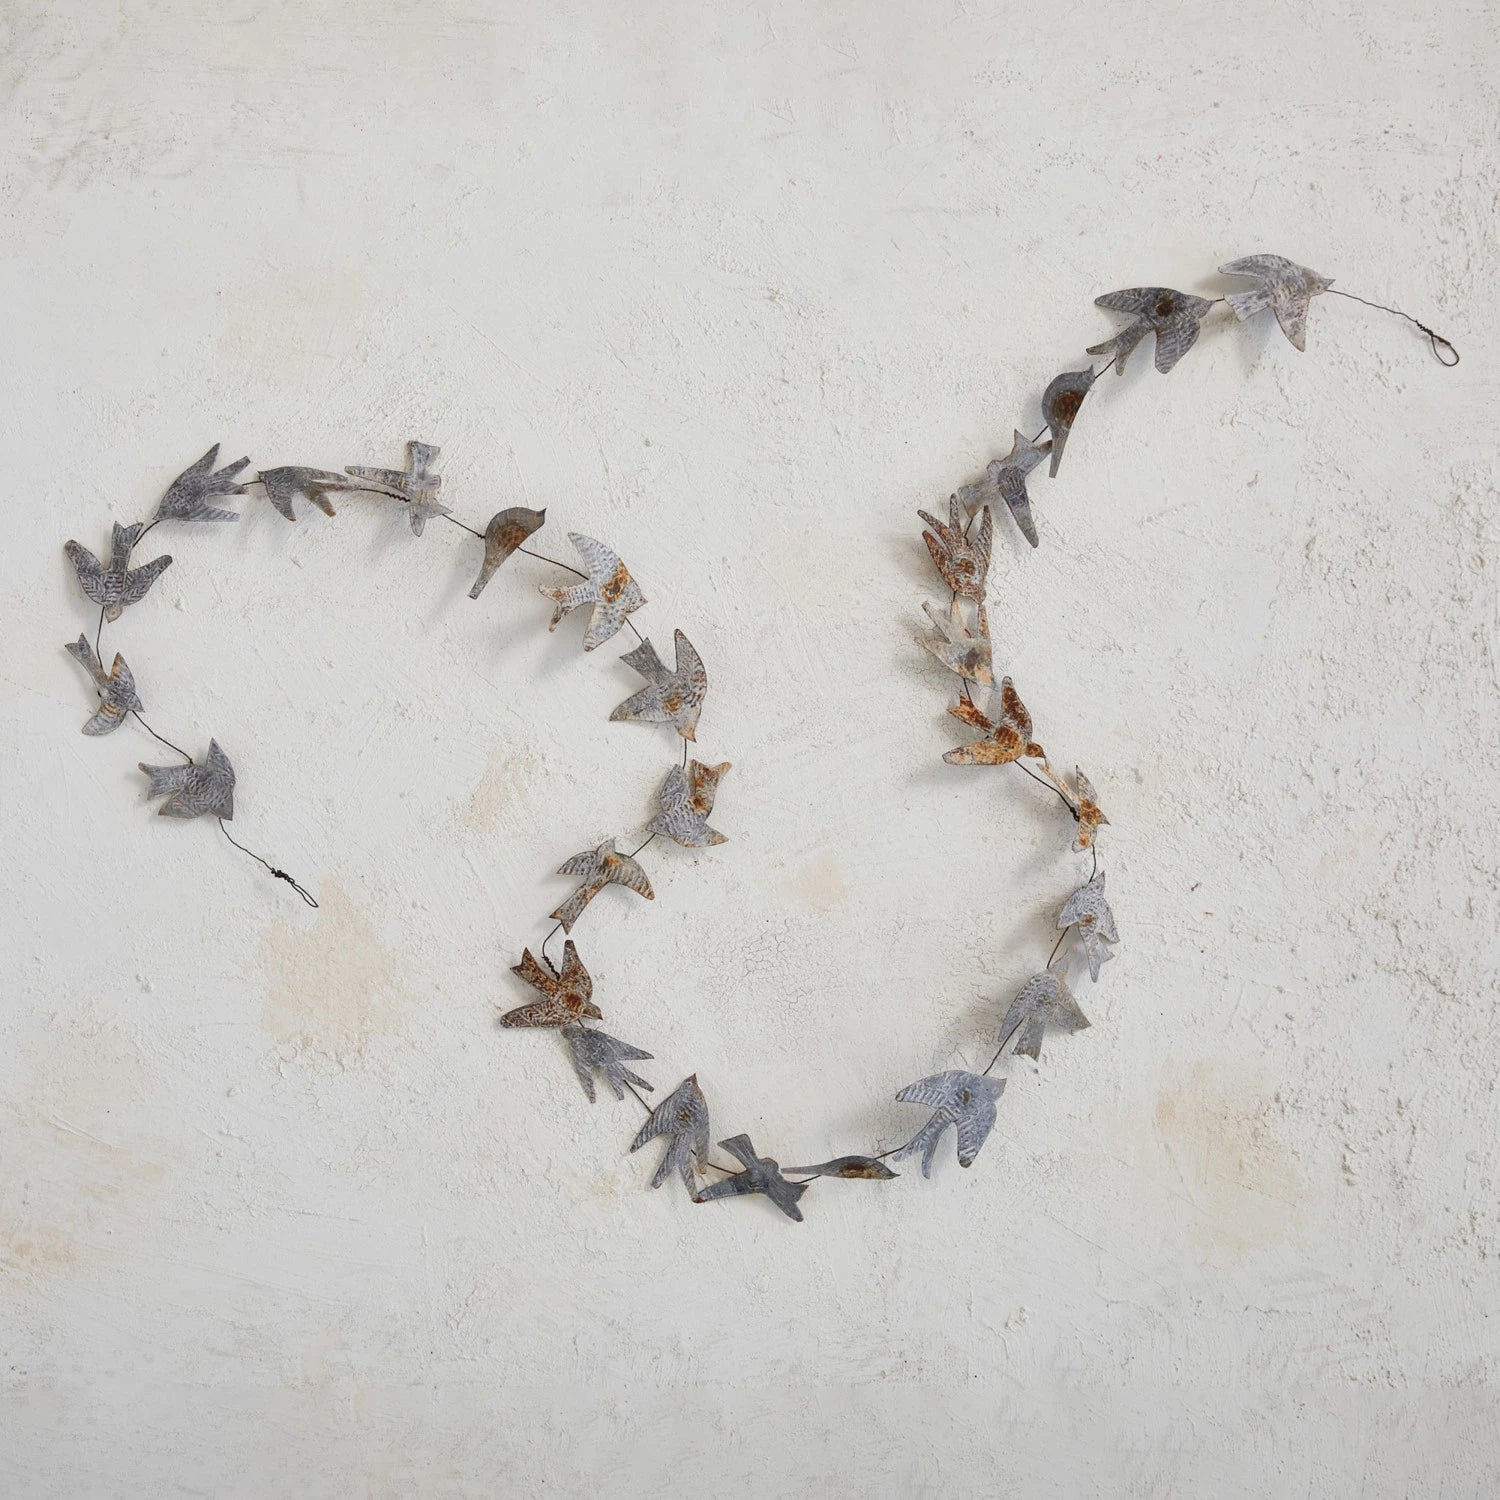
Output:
2,2,1498,1496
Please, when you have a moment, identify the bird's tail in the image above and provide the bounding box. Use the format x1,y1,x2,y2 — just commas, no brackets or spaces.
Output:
138,763,182,798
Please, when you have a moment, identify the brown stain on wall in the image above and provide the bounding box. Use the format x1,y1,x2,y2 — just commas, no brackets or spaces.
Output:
1153,1058,1305,1262
258,879,405,1059
788,851,848,913
463,748,540,834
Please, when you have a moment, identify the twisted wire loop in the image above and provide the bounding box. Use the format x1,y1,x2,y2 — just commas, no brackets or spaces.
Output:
63,257,1450,1219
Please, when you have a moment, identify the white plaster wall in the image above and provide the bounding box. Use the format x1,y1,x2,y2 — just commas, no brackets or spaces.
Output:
2,2,1497,1495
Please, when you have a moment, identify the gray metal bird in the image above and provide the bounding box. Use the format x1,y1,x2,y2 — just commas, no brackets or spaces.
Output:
610,630,708,741
892,1070,1005,1177
1041,367,1097,478
154,445,250,523
630,1075,710,1194
1058,872,1119,982
138,739,236,820
1218,254,1333,352
998,968,1090,1059
540,533,647,651
64,636,142,736
645,759,731,848
64,523,173,622
560,1023,654,1102
259,466,359,522
1088,286,1216,375
782,1155,897,1181
470,507,546,598
694,1135,810,1222
346,441,450,535
549,838,655,933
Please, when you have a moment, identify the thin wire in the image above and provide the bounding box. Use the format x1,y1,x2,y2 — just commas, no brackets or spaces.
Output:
440,512,486,541
1014,756,1074,812
1327,287,1459,366
132,711,194,764
217,819,318,907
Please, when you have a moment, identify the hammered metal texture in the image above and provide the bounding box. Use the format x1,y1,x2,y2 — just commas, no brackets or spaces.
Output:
646,760,731,848
540,533,647,651
892,1071,1005,1177
629,1075,710,1194
154,445,250,523
65,523,173,623
693,1135,809,1222
65,636,142,736
346,441,450,535
560,1023,654,1102
610,630,708,740
1058,871,1119,983
1088,287,1216,375
549,839,655,933
1219,254,1333,352
502,941,601,1028
470,506,547,598
138,739,235,820
998,969,1091,1060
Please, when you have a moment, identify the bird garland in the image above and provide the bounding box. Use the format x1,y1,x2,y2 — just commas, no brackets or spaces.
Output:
60,253,1455,1223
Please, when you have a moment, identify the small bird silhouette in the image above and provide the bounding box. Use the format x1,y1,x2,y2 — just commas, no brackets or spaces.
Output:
138,739,235,820
501,941,601,1028
694,1135,810,1222
1218,254,1333,352
892,1070,1005,1177
998,968,1090,1060
64,636,142,736
630,1075,710,1194
549,838,655,933
942,676,1044,766
957,429,1054,547
560,1023,654,1102
782,1155,897,1181
540,532,647,651
346,441,450,535
917,597,992,688
1055,765,1108,851
918,496,991,604
154,445,250,523
1088,287,1215,375
65,523,173,622
646,759,732,848
1041,367,1097,478
470,506,546,598
610,629,708,740
259,466,359,522
1058,872,1119,983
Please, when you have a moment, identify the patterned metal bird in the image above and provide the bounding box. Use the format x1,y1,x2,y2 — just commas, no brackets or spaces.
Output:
64,636,142,736
1088,287,1216,375
630,1075,710,1194
470,506,546,598
892,1070,1005,1177
646,759,731,848
694,1134,810,1222
919,496,991,605
942,676,1044,765
64,523,173,622
154,445,250,523
610,629,708,740
549,838,655,933
783,1155,898,1181
346,441,450,535
560,1023,654,1102
957,430,1053,546
1218,254,1333,352
501,941,601,1028
259,466,360,522
1056,765,1108,851
998,968,1090,1060
540,532,647,651
1058,872,1119,983
138,739,236,819
917,597,992,688
1041,367,1097,478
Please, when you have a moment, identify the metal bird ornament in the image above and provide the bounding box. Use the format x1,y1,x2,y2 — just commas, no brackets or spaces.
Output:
259,466,360,522
1056,765,1109,851
694,1135,810,1222
470,507,546,598
65,636,142,736
1058,872,1119,983
998,968,1090,1060
943,676,1044,765
629,1075,710,1194
610,629,708,740
560,1023,654,1102
783,1155,898,1181
957,429,1053,547
1041,367,1097,478
919,496,991,605
65,523,173,622
1218,254,1333,352
138,739,235,819
1088,287,1216,375
541,533,647,651
646,759,731,848
892,1071,1005,1177
549,838,655,933
502,941,601,1028
154,445,250,523
916,598,993,687
346,440,450,535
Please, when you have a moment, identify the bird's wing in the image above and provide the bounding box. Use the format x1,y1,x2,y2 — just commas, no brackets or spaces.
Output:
613,857,654,901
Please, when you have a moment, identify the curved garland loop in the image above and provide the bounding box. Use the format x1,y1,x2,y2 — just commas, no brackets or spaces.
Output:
63,254,1456,1223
